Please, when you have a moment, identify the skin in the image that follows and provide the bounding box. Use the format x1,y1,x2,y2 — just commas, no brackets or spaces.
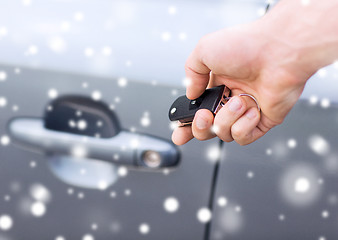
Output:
172,0,338,146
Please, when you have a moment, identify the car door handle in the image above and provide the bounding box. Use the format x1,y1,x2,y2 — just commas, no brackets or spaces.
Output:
7,95,180,170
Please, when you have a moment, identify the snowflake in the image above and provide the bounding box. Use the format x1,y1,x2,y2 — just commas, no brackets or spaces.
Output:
91,223,98,230
0,215,13,231
278,214,285,221
0,71,7,81
84,47,95,57
0,27,8,37
48,36,67,53
217,196,228,207
178,32,187,41
117,77,128,88
139,223,150,235
26,45,38,55
124,189,131,196
30,183,51,203
55,236,66,240
168,6,177,15
0,97,7,107
97,180,108,190
82,234,94,240
60,21,71,32
91,90,102,101
1,135,10,146
77,120,87,130
321,210,329,218
294,177,310,193
309,95,318,105
164,197,179,213
117,166,128,177
320,98,330,108
287,138,297,148
247,171,254,179
31,201,46,217
207,146,221,162
101,46,112,56
30,161,37,168
74,12,85,22
161,32,171,41
48,89,58,99
197,208,212,223
140,112,151,127
309,135,330,156
22,0,32,6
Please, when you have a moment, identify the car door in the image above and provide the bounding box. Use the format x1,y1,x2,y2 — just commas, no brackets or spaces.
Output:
210,98,338,239
0,64,221,240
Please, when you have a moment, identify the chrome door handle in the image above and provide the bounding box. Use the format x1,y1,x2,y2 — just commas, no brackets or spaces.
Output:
7,95,180,170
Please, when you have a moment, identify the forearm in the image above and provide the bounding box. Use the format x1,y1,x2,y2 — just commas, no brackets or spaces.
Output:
257,0,338,80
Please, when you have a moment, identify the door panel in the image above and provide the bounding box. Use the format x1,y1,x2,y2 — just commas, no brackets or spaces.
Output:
210,101,338,239
0,64,219,239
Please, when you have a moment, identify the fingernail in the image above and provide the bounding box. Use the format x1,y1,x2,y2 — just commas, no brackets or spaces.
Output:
228,97,242,112
196,117,208,129
246,108,257,119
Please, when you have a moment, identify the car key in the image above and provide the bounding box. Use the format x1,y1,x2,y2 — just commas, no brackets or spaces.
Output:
168,85,231,126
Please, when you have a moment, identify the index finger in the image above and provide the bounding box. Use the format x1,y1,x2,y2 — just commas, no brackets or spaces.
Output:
185,39,211,100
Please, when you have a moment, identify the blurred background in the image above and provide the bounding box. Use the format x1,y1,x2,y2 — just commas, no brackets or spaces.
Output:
1,0,338,239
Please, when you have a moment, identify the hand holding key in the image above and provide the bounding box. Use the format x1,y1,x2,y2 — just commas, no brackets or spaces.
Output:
171,0,338,145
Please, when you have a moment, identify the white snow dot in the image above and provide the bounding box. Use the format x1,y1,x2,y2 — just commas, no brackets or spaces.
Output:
278,214,285,221
309,95,318,105
0,71,7,81
118,77,128,88
30,161,36,168
309,135,330,156
126,60,132,67
168,6,177,15
197,208,212,223
67,188,74,195
77,120,87,130
74,12,85,22
320,98,330,108
266,148,272,155
257,7,266,16
101,46,112,56
124,189,131,196
207,146,220,162
247,171,254,179
0,215,13,231
48,36,67,53
139,223,150,234
235,206,242,212
14,68,21,74
301,0,310,6
68,119,76,128
82,234,94,240
60,21,70,32
0,97,7,107
91,223,98,230
178,32,187,41
140,115,151,127
118,166,128,177
12,105,19,112
27,45,38,55
84,47,95,57
294,177,310,193
22,0,32,6
321,210,329,218
0,27,8,37
110,191,116,198
82,82,88,88
48,89,58,99
1,135,10,146
317,68,327,78
319,236,326,240
91,90,102,101
30,183,51,203
161,32,171,41
164,197,179,213
55,236,66,240
31,202,46,217
217,196,228,207
78,192,84,199
287,139,297,148
4,195,10,201
97,180,108,190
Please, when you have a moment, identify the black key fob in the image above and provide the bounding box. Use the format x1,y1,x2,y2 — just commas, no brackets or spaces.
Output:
168,85,231,126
